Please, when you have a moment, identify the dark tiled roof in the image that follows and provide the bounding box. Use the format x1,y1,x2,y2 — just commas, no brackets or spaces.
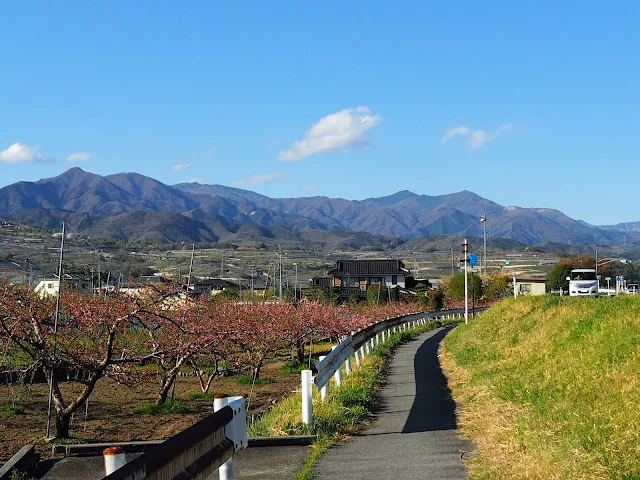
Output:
515,276,547,282
328,260,408,276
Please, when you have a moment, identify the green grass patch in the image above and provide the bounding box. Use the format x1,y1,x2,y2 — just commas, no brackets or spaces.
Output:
443,295,640,479
1,405,25,416
292,434,332,480
133,400,192,415
281,359,316,375
10,470,37,480
235,375,275,386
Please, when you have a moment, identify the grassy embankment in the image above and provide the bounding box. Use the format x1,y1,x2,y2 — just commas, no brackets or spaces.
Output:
443,295,640,479
250,321,452,480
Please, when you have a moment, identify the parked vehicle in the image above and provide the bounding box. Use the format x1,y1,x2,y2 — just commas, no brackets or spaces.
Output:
567,269,599,297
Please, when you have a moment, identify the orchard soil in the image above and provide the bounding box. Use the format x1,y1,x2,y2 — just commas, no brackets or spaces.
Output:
0,360,300,463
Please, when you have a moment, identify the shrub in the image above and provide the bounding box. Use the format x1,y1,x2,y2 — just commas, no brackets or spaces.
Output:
449,272,483,301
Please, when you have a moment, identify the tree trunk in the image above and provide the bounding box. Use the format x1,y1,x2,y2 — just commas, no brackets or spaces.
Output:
55,412,71,439
155,375,175,407
296,340,305,364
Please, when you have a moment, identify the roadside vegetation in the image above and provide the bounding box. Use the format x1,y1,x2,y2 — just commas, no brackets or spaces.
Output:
443,295,640,479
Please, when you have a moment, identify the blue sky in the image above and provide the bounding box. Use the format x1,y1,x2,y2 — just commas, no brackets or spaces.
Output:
1,1,639,225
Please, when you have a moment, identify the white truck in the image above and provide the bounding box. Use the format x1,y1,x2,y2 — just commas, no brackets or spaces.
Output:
567,269,599,297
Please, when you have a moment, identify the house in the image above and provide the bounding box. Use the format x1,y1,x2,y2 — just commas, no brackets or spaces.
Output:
118,275,171,296
514,275,547,296
189,278,251,298
33,274,91,297
328,260,412,291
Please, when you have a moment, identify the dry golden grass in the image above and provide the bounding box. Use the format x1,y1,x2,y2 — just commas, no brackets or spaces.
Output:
442,295,640,479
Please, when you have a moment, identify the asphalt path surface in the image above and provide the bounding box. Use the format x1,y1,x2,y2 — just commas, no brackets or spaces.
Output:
316,327,472,479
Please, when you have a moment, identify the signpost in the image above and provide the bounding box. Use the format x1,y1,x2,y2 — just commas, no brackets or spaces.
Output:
462,240,469,324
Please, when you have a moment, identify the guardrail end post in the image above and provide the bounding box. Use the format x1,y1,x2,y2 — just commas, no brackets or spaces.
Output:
301,370,313,428
213,394,234,480
104,446,126,475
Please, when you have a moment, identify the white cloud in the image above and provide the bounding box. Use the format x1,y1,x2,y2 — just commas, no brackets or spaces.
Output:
172,161,191,172
205,148,214,157
278,106,381,161
442,123,515,149
0,143,50,163
441,126,471,144
233,172,287,186
302,185,317,192
187,176,207,184
65,152,92,163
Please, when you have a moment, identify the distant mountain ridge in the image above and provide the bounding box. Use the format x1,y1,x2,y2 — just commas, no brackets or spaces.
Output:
0,168,631,246
173,181,628,245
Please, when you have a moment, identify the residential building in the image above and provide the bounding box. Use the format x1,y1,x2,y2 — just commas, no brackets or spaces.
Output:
328,260,413,290
514,275,547,296
33,274,91,297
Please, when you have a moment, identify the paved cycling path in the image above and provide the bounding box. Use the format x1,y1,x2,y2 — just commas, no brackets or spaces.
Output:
316,327,472,480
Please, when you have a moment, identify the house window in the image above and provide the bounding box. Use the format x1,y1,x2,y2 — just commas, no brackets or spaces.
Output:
519,283,532,293
392,275,397,285
47,283,54,289
370,277,382,284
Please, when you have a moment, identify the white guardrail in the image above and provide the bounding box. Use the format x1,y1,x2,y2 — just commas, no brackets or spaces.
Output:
102,395,246,480
300,308,486,427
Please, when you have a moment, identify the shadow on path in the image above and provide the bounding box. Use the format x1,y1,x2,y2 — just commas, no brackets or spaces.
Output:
402,327,457,433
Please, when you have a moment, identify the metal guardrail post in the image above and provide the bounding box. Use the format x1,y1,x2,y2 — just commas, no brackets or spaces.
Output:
301,370,313,428
354,349,361,366
345,357,352,375
319,356,329,401
331,346,343,387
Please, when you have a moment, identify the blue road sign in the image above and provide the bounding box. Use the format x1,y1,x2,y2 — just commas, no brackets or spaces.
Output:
467,253,478,266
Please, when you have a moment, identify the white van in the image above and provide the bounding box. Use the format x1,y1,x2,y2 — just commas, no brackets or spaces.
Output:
567,269,599,297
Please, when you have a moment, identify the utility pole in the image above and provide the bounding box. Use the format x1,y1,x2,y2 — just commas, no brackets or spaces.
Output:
293,263,298,302
278,245,283,302
97,248,101,296
46,222,65,439
481,213,487,274
220,250,224,278
187,243,195,291
451,247,454,276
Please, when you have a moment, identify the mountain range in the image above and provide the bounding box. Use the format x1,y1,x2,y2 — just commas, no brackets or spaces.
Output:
0,168,635,248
